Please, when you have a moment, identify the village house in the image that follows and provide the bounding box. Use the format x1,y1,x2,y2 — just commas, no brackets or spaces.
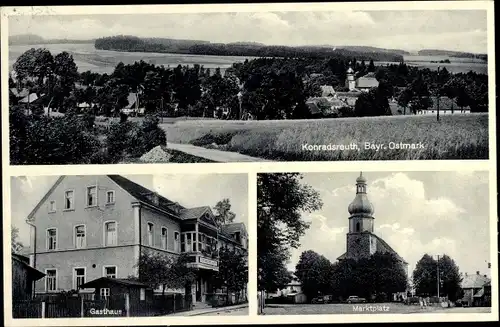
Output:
267,273,302,299
121,93,146,116
461,271,490,307
413,96,471,115
25,175,248,308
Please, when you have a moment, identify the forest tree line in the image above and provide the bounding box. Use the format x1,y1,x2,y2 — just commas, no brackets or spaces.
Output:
94,35,405,62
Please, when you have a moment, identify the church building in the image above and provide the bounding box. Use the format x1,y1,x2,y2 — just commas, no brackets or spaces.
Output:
344,64,379,92
337,173,408,275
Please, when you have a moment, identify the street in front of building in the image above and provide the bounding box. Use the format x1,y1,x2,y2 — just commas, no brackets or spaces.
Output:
262,303,491,315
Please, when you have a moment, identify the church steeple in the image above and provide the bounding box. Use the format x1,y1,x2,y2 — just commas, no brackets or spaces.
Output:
348,172,374,217
346,61,356,90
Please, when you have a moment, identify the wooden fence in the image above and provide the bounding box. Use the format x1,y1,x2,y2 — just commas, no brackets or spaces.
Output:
13,293,193,318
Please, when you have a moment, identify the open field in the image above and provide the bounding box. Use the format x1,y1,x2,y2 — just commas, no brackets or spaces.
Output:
10,43,487,75
261,303,491,315
162,114,489,161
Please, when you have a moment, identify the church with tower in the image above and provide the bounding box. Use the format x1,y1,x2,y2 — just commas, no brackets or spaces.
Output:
337,173,408,277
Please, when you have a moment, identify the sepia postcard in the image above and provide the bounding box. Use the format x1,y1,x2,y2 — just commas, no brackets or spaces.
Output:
1,2,494,165
1,1,497,327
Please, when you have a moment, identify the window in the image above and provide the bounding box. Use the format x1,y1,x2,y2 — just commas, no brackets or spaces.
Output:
140,288,145,301
174,232,180,252
161,227,168,250
75,225,86,249
73,268,86,290
100,288,110,299
49,200,56,213
356,222,360,232
104,266,117,278
47,229,57,250
147,223,154,246
180,233,185,252
105,222,117,246
186,233,192,252
87,186,97,206
45,269,57,292
64,190,74,210
106,191,115,204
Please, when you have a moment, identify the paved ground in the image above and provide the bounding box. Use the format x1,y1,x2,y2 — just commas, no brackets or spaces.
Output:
167,142,270,162
198,306,249,316
168,304,249,316
262,303,492,315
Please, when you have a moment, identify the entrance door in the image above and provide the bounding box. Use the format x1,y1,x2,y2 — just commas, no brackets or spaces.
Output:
196,277,202,302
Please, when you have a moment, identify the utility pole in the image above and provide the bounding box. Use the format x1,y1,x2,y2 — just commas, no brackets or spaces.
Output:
437,255,440,298
436,66,440,122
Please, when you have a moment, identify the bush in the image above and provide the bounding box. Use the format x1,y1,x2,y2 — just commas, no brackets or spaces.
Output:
141,115,167,152
105,114,167,162
10,106,101,165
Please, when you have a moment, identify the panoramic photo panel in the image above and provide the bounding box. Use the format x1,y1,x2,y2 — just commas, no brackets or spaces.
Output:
10,174,249,318
6,6,490,164
257,171,493,316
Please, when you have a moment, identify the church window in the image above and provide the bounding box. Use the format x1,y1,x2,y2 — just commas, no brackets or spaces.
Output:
356,222,360,232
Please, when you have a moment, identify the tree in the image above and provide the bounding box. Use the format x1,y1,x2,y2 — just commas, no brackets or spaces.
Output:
397,87,413,115
354,88,391,117
295,250,334,299
213,247,248,304
12,226,24,253
331,252,407,301
213,198,236,225
136,250,197,296
368,59,376,72
412,253,462,300
257,173,323,292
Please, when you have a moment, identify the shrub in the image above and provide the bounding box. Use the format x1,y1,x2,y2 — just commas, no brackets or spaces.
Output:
105,114,167,162
141,115,167,153
10,106,100,165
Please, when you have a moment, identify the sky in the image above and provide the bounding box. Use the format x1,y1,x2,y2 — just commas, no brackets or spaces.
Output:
10,174,248,248
285,171,492,279
8,10,487,53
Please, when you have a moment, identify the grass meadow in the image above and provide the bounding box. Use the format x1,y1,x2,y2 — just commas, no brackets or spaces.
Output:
161,114,489,161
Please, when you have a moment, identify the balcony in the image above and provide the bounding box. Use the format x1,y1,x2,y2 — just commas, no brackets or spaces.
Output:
186,252,219,272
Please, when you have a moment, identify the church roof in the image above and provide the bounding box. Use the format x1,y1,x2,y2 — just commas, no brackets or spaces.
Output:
337,233,408,264
371,233,408,264
356,73,379,89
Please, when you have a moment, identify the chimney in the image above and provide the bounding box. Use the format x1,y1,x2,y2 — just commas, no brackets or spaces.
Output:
476,271,480,275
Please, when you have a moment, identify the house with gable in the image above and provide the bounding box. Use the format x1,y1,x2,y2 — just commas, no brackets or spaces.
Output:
24,175,247,306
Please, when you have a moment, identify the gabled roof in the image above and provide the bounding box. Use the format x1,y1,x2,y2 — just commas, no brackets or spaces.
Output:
107,175,184,216
179,206,211,220
356,73,379,89
27,176,66,221
222,222,247,236
123,93,139,109
320,85,335,97
306,102,321,115
461,273,490,289
371,233,408,264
